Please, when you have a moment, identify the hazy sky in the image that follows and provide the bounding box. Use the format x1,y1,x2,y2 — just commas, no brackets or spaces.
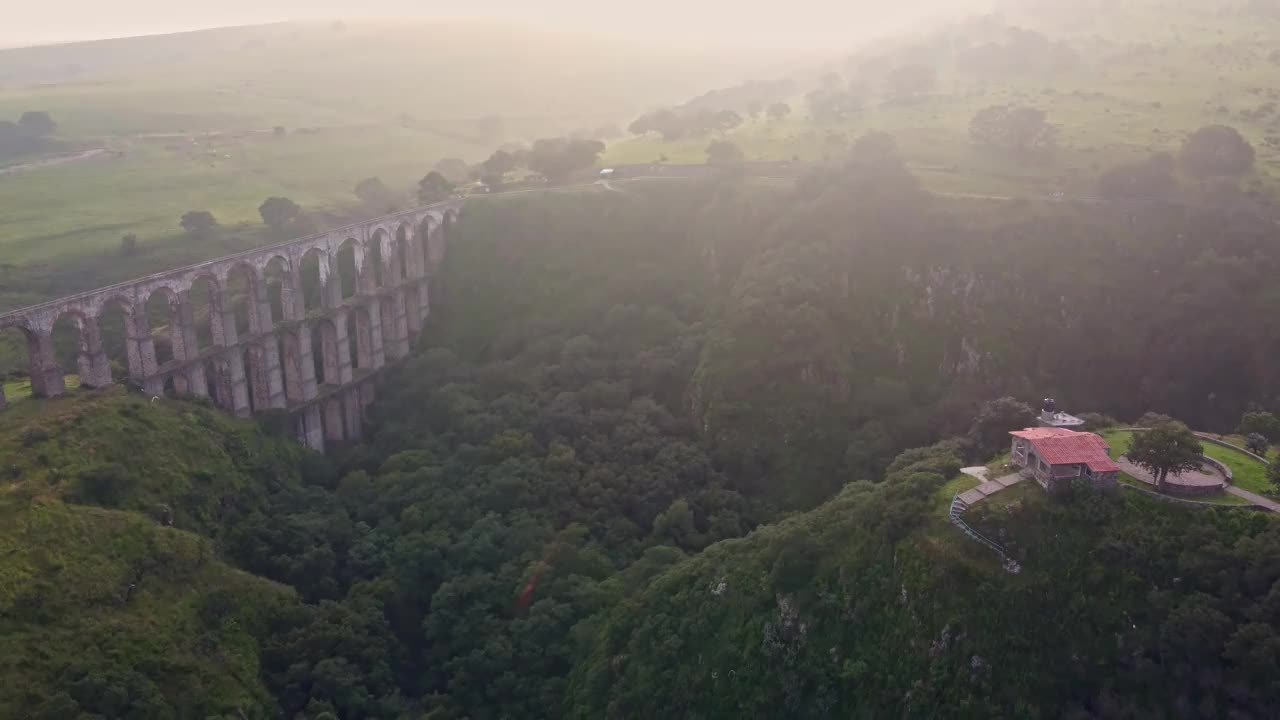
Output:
4,0,976,50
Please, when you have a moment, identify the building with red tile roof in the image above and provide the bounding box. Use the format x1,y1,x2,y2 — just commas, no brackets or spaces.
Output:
1009,427,1119,491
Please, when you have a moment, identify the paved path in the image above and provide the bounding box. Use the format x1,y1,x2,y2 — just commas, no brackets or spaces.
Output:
1116,457,1224,491
958,473,1027,506
1226,486,1280,512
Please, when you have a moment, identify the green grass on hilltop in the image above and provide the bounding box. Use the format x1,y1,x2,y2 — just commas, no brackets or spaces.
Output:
0,388,308,717
0,386,309,536
0,496,293,718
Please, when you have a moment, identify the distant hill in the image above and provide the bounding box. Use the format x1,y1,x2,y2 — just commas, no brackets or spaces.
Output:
603,0,1280,197
0,20,814,141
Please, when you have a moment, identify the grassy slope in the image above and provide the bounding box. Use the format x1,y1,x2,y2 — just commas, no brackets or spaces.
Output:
0,388,307,716
0,20,803,266
601,2,1280,196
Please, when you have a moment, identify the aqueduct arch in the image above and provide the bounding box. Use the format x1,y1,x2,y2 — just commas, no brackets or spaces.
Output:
0,199,464,448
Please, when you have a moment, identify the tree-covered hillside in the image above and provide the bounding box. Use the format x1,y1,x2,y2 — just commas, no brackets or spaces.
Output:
6,139,1280,716
0,391,308,718
569,444,1280,718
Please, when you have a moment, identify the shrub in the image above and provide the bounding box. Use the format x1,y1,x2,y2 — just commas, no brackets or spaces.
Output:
68,463,136,508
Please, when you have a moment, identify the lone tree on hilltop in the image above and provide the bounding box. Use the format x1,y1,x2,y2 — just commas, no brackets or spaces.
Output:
969,105,1057,163
119,233,138,256
354,177,396,211
18,111,56,136
706,139,744,165
180,210,217,236
767,102,792,122
1180,125,1255,177
1245,433,1270,458
481,149,518,178
968,397,1037,456
417,171,455,204
432,157,469,184
527,137,605,182
1127,422,1203,491
259,196,301,231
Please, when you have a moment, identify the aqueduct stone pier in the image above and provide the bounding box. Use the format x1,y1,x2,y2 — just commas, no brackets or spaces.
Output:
0,199,465,452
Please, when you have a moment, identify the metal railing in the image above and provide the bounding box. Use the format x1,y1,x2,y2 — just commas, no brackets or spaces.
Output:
947,493,1020,573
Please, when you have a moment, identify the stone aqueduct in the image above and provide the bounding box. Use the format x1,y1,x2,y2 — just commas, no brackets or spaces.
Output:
0,200,465,452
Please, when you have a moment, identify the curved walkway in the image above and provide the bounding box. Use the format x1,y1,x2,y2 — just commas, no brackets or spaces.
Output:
957,469,1027,506
1226,486,1280,512
1114,457,1224,491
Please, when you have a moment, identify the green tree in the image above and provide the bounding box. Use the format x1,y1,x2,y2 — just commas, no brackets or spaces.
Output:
482,149,518,177
527,138,605,182
706,139,744,165
353,177,395,210
969,105,1057,162
1180,125,1255,176
417,171,455,204
18,110,56,136
433,157,470,184
119,233,138,256
179,210,217,236
1127,422,1204,490
1238,411,1280,440
767,102,791,122
1245,433,1270,458
259,196,301,231
968,397,1037,456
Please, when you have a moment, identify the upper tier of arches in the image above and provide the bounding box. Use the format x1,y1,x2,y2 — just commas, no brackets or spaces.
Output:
0,203,460,340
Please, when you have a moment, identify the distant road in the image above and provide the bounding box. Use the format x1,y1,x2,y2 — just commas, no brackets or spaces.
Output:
471,161,1276,222
0,148,113,176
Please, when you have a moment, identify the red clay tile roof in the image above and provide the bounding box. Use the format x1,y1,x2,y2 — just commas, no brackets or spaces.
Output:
1010,428,1119,473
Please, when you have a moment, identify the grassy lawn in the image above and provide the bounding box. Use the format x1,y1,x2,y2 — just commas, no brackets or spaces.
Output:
984,450,1015,479
1202,442,1274,497
1117,473,1253,506
1103,428,1275,499
982,481,1043,510
1223,434,1280,462
0,127,487,267
935,473,981,511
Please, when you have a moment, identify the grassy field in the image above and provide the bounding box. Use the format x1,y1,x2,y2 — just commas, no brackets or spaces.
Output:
0,387,314,715
0,20,804,268
602,2,1280,197
0,126,485,265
